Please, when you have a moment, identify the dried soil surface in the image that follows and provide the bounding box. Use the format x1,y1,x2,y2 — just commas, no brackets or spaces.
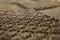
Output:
0,9,60,40
0,0,60,40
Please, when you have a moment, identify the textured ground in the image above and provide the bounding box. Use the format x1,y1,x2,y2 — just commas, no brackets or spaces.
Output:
0,0,60,19
0,0,60,40
0,9,60,40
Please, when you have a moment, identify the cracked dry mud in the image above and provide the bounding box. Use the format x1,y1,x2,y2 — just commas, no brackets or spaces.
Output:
0,9,60,40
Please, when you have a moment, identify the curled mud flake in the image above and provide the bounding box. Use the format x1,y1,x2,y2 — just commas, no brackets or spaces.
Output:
52,34,60,40
15,25,25,29
20,32,32,39
6,31,18,37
